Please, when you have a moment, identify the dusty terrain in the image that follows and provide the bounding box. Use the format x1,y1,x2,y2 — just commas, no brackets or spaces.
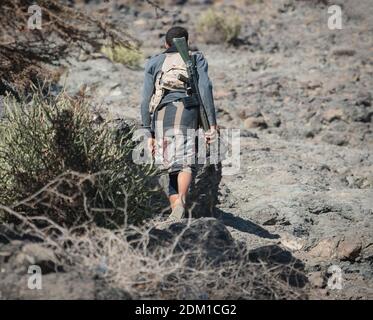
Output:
61,0,373,299
0,0,372,299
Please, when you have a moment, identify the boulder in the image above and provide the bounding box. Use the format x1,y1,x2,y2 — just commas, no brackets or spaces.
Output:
321,132,348,146
214,88,236,100
355,91,372,107
279,232,306,251
322,108,344,123
240,129,259,139
336,237,362,261
244,116,267,129
308,238,339,260
237,106,261,119
262,112,281,127
309,237,362,262
251,205,281,226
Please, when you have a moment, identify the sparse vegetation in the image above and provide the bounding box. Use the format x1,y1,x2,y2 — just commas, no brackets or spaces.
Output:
0,203,307,299
0,92,307,298
197,9,242,44
0,0,138,94
0,88,159,227
101,45,143,68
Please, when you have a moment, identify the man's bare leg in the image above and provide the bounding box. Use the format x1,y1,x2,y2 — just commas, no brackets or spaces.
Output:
176,171,192,205
168,171,192,219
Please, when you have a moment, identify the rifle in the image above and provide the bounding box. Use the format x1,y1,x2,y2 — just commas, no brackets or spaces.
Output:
173,37,210,132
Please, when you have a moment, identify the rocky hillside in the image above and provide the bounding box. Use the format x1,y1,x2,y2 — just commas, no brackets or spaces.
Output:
61,0,373,299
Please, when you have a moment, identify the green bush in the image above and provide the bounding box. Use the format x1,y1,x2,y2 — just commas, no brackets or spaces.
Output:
0,89,158,227
101,45,143,68
197,9,242,44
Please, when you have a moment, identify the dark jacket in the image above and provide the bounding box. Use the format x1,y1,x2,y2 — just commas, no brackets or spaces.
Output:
140,46,217,133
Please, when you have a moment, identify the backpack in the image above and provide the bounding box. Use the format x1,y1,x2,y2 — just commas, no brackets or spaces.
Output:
149,52,189,114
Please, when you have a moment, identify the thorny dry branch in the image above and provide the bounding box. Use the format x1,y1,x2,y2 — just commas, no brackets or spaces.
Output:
0,175,308,299
0,0,146,94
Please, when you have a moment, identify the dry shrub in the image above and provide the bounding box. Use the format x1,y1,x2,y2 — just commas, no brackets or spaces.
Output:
101,45,143,68
0,88,160,227
0,0,139,94
0,196,307,300
197,9,242,44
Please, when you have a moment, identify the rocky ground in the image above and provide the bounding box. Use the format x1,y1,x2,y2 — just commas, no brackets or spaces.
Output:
1,0,372,299
59,0,373,299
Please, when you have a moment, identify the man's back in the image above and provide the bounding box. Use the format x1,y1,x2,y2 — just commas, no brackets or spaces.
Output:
140,47,217,133
139,26,218,221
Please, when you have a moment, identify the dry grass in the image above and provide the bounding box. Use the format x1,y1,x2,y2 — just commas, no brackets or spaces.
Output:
0,177,308,300
0,0,139,93
197,8,242,44
101,45,143,68
0,87,308,299
0,88,161,227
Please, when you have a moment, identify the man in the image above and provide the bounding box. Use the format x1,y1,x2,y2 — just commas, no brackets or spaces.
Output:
140,26,217,220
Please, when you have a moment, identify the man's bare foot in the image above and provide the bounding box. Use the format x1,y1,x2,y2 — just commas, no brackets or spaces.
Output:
168,197,185,220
